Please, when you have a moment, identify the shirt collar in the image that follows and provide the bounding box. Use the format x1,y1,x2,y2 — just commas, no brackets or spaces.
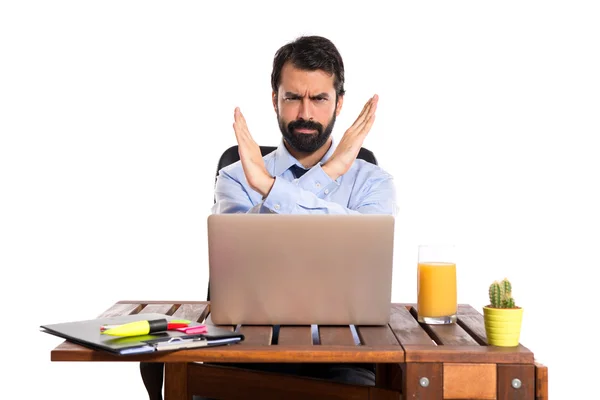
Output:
273,138,336,177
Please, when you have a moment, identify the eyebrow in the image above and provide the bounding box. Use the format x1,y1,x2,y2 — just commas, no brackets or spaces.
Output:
284,92,330,99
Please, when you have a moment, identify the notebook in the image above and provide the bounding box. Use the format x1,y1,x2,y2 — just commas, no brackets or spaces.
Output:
40,313,244,355
207,214,395,325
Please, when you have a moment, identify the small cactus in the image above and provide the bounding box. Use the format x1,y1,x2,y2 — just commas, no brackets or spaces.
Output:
488,278,517,308
503,297,515,308
489,281,502,308
501,278,511,297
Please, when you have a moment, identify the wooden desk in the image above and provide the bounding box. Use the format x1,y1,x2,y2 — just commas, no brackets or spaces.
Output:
50,301,548,400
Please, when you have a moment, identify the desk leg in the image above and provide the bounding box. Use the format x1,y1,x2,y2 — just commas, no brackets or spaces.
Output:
376,363,403,391
497,364,535,400
535,362,549,400
164,363,190,400
402,362,442,399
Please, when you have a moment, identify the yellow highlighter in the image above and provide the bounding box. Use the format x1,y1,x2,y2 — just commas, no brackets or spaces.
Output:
101,319,169,337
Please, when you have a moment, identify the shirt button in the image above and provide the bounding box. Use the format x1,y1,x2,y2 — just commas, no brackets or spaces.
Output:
324,189,329,195
315,182,321,188
274,204,280,210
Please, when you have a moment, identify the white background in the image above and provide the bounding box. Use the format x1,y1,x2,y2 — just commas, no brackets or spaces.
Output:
1,1,598,399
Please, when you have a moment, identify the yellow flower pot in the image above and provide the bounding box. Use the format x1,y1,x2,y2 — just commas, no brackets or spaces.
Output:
483,306,523,347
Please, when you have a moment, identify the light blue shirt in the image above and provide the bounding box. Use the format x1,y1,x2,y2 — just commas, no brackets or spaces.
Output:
212,140,397,215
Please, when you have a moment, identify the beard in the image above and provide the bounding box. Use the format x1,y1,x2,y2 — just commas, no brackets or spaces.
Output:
278,111,336,153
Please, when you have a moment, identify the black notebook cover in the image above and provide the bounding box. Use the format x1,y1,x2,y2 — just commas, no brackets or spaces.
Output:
41,313,244,355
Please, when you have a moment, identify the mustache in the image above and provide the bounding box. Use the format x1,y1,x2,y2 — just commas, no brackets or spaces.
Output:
288,119,323,134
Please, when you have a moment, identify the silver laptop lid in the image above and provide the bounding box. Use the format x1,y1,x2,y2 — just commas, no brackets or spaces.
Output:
207,214,395,325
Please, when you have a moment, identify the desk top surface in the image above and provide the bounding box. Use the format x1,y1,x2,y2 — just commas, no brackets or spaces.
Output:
50,301,534,364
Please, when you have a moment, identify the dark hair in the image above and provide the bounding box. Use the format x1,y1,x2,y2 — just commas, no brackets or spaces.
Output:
271,36,346,99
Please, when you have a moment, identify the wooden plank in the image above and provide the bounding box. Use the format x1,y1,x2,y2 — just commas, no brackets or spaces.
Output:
170,303,209,323
96,302,145,317
498,364,535,400
403,344,534,364
138,303,179,315
420,323,480,346
457,305,488,345
186,362,371,400
443,363,496,399
52,344,405,363
368,387,401,400
389,304,435,346
357,324,401,347
278,326,313,346
238,325,274,346
457,304,482,315
535,361,548,400
403,362,442,399
319,326,356,346
408,305,479,346
164,362,188,400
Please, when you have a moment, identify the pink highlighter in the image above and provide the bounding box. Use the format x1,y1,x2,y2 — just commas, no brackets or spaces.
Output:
176,325,208,334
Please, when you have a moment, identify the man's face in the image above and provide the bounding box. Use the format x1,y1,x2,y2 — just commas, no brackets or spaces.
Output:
273,62,344,153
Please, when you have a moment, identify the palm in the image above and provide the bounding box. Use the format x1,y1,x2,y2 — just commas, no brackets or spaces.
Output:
232,107,272,195
324,95,378,179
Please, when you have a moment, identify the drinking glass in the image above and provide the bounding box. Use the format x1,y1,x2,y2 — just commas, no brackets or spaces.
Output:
417,245,457,324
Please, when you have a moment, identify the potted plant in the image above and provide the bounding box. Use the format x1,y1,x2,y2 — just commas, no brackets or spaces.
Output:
483,278,523,347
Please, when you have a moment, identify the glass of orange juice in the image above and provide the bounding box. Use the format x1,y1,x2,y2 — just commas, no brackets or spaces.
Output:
417,244,457,324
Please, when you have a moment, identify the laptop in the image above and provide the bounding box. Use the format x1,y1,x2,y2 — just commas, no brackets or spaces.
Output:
207,214,395,325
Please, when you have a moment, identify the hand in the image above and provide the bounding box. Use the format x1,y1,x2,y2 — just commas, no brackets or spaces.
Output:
322,94,379,180
233,107,275,197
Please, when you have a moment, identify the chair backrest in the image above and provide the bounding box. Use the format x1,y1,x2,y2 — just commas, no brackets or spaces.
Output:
215,145,378,180
208,145,378,301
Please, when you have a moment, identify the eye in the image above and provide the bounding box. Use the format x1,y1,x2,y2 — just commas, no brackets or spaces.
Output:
284,97,300,102
313,97,327,103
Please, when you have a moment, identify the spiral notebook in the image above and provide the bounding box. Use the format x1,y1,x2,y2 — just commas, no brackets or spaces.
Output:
40,313,244,355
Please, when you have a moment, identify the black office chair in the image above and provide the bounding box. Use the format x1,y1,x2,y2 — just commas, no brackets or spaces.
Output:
140,144,378,400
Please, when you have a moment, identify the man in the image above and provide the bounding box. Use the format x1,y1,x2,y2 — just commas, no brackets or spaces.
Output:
140,35,397,400
211,36,397,386
213,35,396,216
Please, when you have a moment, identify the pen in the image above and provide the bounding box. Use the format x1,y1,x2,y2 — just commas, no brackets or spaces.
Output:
101,319,191,337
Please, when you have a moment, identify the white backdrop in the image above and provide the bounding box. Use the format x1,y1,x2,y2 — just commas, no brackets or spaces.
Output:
1,1,598,399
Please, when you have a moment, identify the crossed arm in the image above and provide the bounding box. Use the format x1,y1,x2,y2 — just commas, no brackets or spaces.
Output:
213,163,397,215
213,94,396,215
232,95,379,197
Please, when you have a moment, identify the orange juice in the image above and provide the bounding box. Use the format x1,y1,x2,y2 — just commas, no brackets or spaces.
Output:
417,262,457,318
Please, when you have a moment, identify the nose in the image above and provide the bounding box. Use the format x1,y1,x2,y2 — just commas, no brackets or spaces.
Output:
297,97,314,121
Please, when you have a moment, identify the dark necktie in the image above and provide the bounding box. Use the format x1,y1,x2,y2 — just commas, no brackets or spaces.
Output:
289,165,308,179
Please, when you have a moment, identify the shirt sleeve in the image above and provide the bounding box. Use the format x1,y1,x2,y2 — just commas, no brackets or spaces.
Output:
212,163,397,215
211,169,265,214
263,164,397,215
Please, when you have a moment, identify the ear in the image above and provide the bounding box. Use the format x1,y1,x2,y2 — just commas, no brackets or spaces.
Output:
272,91,278,114
335,94,344,117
